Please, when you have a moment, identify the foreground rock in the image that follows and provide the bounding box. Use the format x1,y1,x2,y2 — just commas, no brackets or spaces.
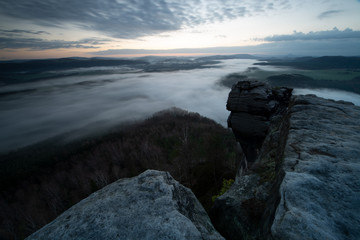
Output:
26,170,224,240
213,80,360,240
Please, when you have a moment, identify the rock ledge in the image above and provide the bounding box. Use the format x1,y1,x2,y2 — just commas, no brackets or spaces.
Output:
26,170,224,240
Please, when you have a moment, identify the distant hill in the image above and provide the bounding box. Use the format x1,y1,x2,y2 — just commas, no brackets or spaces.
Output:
0,57,218,84
255,56,360,70
196,54,257,61
0,57,147,73
0,108,238,239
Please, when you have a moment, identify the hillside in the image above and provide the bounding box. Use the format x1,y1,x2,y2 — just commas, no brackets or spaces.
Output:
0,108,239,239
255,56,360,70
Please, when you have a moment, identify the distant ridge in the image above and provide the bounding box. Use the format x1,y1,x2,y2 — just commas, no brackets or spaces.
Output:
196,54,257,61
0,58,147,73
255,56,360,69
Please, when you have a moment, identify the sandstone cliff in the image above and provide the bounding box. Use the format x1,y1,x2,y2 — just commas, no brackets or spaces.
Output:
212,81,360,240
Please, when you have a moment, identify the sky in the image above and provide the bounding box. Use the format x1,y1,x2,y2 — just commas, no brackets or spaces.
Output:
0,0,360,60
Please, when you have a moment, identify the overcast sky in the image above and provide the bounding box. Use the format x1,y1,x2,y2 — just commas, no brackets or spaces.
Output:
0,0,360,59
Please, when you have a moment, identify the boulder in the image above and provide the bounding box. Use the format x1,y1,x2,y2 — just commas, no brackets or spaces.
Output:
26,170,224,240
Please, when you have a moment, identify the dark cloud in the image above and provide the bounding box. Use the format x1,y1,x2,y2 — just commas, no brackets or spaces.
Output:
0,37,110,50
0,29,50,37
0,0,289,39
259,28,360,42
318,10,343,19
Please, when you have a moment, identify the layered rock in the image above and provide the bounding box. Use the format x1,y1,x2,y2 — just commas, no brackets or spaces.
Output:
26,170,224,240
226,81,292,162
213,80,291,239
213,80,360,240
271,95,360,240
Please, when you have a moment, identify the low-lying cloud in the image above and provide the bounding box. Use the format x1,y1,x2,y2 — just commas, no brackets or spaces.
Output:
0,59,258,153
92,37,360,57
260,28,360,42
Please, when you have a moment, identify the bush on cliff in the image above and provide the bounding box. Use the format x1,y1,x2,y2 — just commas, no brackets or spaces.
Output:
212,178,234,202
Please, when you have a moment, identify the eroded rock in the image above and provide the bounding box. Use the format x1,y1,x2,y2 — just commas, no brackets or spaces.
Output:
214,86,360,240
212,81,291,239
272,95,360,240
26,170,224,240
227,80,292,162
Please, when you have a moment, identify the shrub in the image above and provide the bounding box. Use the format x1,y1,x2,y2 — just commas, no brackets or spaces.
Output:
212,178,234,202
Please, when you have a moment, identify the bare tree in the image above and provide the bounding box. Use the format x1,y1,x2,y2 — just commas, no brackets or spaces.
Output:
93,170,109,188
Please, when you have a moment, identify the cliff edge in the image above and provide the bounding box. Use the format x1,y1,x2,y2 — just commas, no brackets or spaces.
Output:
212,80,360,240
271,94,360,240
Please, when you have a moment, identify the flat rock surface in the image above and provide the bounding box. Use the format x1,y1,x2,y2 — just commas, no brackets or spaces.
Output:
272,95,360,240
26,170,224,240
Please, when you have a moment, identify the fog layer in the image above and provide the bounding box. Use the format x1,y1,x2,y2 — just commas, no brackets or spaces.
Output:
0,59,255,153
294,88,360,106
1,59,360,154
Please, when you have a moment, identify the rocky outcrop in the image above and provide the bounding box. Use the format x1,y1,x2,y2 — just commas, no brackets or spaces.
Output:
226,81,292,162
213,80,360,240
26,170,224,240
212,80,291,239
271,95,360,240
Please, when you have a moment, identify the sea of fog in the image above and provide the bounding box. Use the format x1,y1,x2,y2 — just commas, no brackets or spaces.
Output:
1,59,360,154
293,88,360,106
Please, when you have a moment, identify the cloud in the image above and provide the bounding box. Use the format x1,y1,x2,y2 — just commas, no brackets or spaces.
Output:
91,37,360,57
318,10,343,19
0,29,50,37
252,39,360,56
0,0,290,39
91,46,246,55
259,28,360,42
0,37,110,50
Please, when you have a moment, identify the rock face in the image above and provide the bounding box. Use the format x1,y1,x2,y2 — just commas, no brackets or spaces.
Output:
26,170,224,240
213,80,360,240
272,95,360,240
226,81,292,162
213,80,292,240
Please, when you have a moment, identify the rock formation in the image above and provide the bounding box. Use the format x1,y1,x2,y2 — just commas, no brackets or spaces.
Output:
212,80,360,240
26,170,224,240
271,94,360,240
226,81,292,162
